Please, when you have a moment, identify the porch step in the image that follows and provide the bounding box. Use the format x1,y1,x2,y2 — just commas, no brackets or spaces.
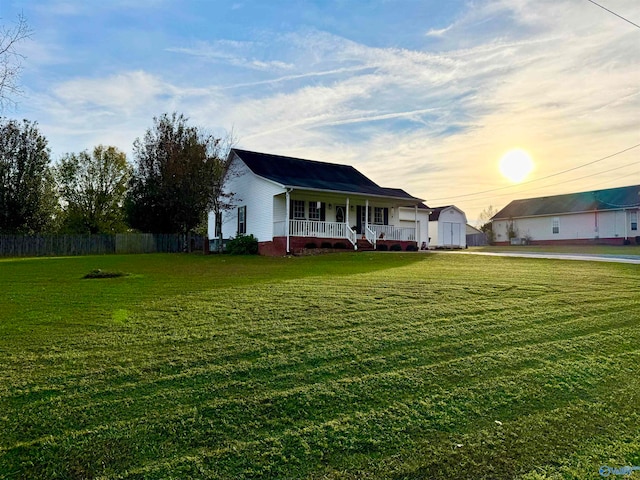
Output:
356,238,375,251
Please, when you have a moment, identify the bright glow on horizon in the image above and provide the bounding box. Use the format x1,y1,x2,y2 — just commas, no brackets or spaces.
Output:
2,0,638,224
499,149,535,183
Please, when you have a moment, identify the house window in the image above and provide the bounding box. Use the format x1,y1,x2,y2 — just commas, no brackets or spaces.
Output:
309,201,324,221
374,207,384,225
292,200,305,219
237,206,246,234
360,206,371,226
631,211,637,231
552,217,559,234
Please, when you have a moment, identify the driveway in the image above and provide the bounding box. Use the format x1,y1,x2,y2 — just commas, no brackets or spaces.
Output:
433,250,640,265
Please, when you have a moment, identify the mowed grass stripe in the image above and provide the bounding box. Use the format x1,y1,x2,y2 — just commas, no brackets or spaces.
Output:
5,320,640,460
3,282,629,408
3,279,636,413
1,254,639,478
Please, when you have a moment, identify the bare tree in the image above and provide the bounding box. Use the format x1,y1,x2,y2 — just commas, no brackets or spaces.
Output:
207,129,238,252
0,13,32,111
476,205,498,244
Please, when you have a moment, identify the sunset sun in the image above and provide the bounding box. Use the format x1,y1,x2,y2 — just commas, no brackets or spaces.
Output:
499,149,534,183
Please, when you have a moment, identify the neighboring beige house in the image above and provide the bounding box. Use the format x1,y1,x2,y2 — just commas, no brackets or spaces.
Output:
491,184,640,245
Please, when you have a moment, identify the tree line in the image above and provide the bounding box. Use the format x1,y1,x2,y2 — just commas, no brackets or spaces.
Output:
0,113,235,236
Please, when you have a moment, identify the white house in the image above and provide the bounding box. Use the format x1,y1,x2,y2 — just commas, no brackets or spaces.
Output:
491,184,640,245
428,205,467,248
208,149,430,255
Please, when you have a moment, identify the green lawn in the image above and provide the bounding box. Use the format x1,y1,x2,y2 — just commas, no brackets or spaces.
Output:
1,252,639,479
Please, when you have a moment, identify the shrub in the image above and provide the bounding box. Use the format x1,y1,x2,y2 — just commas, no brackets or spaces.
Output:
333,242,347,249
321,241,333,249
226,234,259,255
305,242,318,249
390,244,402,251
406,244,418,251
376,244,389,251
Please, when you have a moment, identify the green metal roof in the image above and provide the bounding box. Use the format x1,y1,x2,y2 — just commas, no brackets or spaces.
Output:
493,184,640,219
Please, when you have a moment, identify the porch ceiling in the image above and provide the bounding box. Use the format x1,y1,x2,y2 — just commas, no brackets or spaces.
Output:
276,186,424,204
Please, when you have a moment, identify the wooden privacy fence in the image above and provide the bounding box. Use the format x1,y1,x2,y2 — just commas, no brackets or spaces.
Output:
0,234,206,257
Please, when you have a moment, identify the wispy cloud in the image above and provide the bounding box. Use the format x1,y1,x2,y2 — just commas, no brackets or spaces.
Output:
8,0,640,221
167,41,294,71
426,24,453,37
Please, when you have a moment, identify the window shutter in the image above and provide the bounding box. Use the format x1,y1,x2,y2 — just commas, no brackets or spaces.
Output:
384,208,389,225
237,207,241,233
320,203,326,221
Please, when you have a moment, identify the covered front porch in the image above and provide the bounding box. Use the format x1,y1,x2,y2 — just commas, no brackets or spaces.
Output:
273,219,416,246
268,190,423,254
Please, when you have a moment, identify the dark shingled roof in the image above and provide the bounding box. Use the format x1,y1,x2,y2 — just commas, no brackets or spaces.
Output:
233,149,423,202
493,184,640,219
428,206,453,221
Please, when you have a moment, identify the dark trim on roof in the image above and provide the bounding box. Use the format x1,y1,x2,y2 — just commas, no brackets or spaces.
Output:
492,184,640,220
232,148,424,202
428,205,468,221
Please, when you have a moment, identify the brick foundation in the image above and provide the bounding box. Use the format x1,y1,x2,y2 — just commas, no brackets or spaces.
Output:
258,237,419,256
494,237,632,247
375,240,419,251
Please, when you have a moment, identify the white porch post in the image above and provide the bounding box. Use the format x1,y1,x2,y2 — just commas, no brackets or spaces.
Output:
346,197,350,227
365,199,369,231
415,205,418,243
285,189,291,254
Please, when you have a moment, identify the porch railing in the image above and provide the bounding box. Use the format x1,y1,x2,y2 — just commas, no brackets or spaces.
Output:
274,220,356,243
289,220,350,238
370,225,416,241
346,226,357,247
365,226,377,249
273,220,414,246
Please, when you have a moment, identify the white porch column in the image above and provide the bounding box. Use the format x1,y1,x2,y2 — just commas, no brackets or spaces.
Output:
415,205,418,243
285,189,291,254
346,197,350,227
365,199,369,231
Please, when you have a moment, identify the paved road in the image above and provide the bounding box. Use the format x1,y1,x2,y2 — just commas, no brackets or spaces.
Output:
434,250,640,265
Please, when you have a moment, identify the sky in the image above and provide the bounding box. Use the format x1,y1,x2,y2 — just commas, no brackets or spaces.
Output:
2,0,639,223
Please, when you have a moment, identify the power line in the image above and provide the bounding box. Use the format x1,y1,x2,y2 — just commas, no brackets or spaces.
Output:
585,0,640,30
580,170,640,191
460,159,639,206
456,162,636,209
428,142,640,202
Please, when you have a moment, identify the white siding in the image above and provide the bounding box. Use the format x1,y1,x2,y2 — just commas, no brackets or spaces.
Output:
209,157,284,242
417,210,430,248
493,209,639,242
398,209,429,247
429,207,467,248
